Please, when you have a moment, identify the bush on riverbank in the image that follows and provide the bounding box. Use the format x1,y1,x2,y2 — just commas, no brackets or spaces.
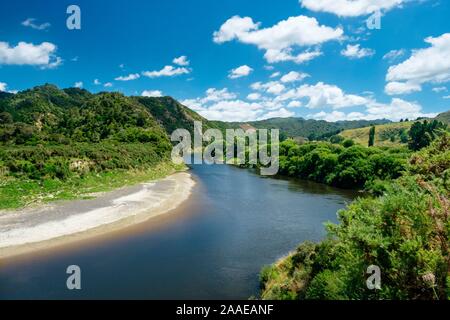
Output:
260,134,450,300
278,139,410,189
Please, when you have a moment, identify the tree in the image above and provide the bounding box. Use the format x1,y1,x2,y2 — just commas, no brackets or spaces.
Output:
342,139,355,148
329,135,344,144
368,126,375,147
408,120,447,151
0,112,13,124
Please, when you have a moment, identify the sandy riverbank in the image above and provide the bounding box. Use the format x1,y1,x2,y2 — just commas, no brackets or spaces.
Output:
0,172,195,259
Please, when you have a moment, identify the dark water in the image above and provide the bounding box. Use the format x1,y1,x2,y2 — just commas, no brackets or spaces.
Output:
0,165,356,299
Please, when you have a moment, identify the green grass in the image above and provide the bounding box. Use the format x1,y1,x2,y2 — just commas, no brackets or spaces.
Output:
0,161,186,210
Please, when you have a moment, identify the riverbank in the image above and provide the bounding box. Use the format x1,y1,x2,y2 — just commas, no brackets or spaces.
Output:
0,171,195,259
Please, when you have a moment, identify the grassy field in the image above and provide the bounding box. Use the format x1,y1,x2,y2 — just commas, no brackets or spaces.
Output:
0,161,186,210
339,121,412,147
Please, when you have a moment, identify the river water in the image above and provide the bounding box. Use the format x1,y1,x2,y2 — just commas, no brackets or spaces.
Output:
0,165,356,299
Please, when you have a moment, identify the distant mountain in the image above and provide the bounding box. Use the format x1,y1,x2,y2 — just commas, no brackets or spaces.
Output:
229,117,391,140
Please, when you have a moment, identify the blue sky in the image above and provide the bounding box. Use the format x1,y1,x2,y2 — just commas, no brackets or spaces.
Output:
0,0,449,122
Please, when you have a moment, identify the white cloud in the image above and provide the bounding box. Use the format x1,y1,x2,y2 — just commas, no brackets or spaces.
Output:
266,83,286,95
0,82,17,94
251,81,286,95
443,95,450,99
270,72,281,78
229,65,253,79
187,99,264,122
280,71,309,83
385,81,421,95
341,44,375,59
22,18,51,30
203,88,237,102
0,41,62,68
94,79,101,85
386,33,450,94
247,93,261,100
309,98,436,122
383,49,405,62
172,56,190,66
287,100,302,108
74,81,83,88
213,15,343,64
104,82,113,88
365,98,436,121
276,82,369,109
300,0,405,17
142,90,163,97
264,48,323,64
182,88,237,110
181,88,294,122
115,73,140,81
432,86,447,93
142,65,190,78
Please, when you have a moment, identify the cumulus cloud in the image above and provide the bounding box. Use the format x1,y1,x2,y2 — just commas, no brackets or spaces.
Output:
386,33,450,94
21,18,51,30
385,81,421,95
115,73,140,81
300,0,405,17
0,82,16,93
173,56,190,66
364,98,436,121
247,93,261,101
104,82,113,88
142,65,190,78
276,82,369,109
213,15,342,64
181,88,294,122
0,41,62,68
280,71,309,83
308,98,436,122
142,90,163,97
229,65,253,79
341,44,375,59
74,81,83,88
287,100,302,108
94,79,101,85
251,81,286,95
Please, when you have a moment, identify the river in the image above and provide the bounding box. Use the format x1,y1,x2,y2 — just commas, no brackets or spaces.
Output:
0,164,356,299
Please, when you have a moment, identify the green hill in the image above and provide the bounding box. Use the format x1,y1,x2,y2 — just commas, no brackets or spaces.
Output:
435,110,450,124
0,84,209,208
339,112,450,147
340,121,412,147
